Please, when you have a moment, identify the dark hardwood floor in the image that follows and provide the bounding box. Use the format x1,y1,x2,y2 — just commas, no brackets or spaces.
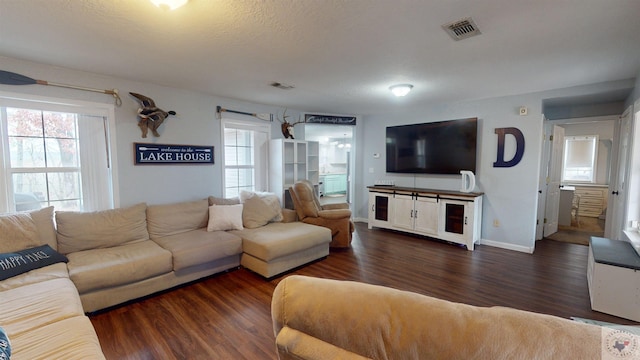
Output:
90,222,635,360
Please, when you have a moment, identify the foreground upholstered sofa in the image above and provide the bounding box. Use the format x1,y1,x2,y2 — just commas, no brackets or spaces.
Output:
272,275,639,360
1,194,331,359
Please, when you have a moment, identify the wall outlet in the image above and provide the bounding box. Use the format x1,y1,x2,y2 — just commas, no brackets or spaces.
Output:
493,219,500,227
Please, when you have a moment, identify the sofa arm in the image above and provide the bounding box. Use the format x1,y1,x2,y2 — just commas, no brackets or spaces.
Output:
281,208,298,223
317,209,351,219
276,327,371,360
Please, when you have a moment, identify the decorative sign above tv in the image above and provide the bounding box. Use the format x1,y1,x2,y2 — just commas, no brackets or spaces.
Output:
304,114,357,125
386,118,477,174
134,143,214,165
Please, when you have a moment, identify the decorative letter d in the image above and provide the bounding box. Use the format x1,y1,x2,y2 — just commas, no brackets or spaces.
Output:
493,127,525,168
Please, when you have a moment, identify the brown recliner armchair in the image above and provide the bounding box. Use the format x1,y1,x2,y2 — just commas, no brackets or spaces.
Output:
289,180,354,248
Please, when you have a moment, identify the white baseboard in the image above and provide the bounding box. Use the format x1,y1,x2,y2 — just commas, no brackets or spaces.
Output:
479,238,534,253
358,219,534,253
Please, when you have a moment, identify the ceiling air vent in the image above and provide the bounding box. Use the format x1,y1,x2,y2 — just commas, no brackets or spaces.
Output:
270,82,295,90
442,17,481,41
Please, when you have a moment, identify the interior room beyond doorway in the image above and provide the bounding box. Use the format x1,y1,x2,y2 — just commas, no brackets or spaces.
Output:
546,119,614,245
304,124,353,206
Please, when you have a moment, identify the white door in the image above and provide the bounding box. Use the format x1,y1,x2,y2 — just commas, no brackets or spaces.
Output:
605,108,631,239
544,125,565,236
536,118,552,240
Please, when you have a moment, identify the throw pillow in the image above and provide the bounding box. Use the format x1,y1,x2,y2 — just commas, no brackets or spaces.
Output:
0,326,10,360
207,204,244,231
0,244,69,281
241,194,280,229
28,206,57,250
239,190,283,222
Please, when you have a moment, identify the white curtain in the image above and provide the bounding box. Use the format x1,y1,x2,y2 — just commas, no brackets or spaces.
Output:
78,114,113,211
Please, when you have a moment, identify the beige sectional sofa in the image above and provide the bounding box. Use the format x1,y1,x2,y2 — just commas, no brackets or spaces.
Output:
272,275,640,360
1,195,331,359
1,207,106,360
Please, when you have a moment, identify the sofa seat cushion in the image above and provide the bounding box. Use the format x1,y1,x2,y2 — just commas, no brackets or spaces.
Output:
232,222,331,261
153,229,242,271
8,315,105,360
67,240,173,293
0,278,84,337
0,263,69,292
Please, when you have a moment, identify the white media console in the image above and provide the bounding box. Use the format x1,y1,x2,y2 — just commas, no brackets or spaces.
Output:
367,186,483,251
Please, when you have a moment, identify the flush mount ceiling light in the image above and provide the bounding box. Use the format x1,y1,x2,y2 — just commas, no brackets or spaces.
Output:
150,0,188,10
389,84,413,97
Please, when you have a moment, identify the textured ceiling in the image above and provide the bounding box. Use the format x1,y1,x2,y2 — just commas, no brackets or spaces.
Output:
1,0,639,115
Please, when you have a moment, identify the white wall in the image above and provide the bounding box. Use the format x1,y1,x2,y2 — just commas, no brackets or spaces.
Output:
356,80,635,252
0,56,303,206
2,55,636,252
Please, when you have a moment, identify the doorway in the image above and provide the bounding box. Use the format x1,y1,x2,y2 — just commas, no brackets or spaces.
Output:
304,124,354,206
541,117,616,245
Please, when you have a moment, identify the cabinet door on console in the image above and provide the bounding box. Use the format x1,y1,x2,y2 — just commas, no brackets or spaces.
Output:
414,196,439,235
368,191,394,229
439,199,473,243
392,194,415,230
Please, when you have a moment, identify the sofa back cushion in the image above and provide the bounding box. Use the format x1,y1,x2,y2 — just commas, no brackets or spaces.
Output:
0,212,40,253
56,203,149,254
290,181,320,219
208,196,241,206
29,206,57,250
147,199,209,238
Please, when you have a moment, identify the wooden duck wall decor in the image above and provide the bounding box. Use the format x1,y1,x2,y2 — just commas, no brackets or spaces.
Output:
129,92,176,138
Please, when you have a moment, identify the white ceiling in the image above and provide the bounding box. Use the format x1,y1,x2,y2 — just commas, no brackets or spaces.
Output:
1,0,639,116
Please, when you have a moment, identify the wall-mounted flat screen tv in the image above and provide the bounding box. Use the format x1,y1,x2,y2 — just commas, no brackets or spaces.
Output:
386,117,477,174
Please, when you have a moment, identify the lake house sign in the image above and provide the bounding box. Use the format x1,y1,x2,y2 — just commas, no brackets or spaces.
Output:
134,143,214,165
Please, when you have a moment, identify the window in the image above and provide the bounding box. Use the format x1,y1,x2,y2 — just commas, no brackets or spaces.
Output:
562,135,598,183
0,94,117,212
221,119,269,198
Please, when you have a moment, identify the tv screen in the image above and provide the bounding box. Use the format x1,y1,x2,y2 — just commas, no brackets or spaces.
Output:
386,118,477,174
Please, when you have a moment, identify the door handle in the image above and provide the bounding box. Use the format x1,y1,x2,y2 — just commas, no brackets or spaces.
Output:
612,191,619,195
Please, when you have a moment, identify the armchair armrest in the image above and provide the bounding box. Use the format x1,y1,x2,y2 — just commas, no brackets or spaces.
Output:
317,209,352,219
321,203,350,210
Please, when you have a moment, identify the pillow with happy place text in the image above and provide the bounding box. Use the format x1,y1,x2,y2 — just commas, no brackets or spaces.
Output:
207,204,244,231
0,244,69,281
